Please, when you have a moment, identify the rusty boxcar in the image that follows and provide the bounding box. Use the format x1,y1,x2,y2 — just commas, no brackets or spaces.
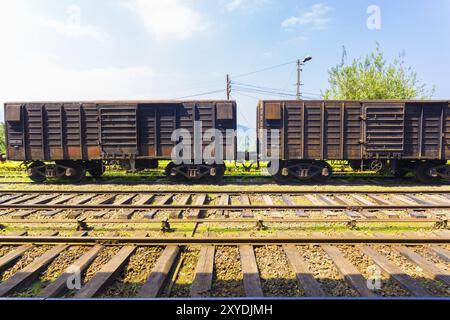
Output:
257,100,450,183
4,100,237,182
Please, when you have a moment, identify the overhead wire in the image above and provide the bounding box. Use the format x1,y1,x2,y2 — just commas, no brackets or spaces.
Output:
231,60,297,79
232,81,297,95
233,86,297,98
171,59,322,100
174,89,225,100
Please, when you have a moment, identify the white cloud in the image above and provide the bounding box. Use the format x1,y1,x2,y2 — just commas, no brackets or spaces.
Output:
0,54,155,113
121,0,208,40
282,3,333,29
0,1,183,122
0,1,35,43
46,20,108,40
46,5,108,40
224,0,270,12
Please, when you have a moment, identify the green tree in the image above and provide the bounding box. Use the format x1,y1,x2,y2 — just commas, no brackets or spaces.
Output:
0,123,6,154
323,44,434,100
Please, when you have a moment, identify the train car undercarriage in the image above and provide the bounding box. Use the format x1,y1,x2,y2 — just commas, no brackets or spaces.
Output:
26,160,226,183
271,159,450,184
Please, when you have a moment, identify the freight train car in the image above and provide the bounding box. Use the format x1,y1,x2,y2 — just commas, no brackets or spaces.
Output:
4,101,237,182
257,100,450,183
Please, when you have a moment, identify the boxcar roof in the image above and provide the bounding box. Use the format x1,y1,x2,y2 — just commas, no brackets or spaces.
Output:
259,99,450,103
4,100,236,105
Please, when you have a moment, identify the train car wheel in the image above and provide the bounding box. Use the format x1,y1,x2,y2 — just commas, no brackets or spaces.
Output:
28,161,47,183
414,162,440,184
207,165,225,183
87,161,105,178
66,162,87,182
312,162,333,183
165,162,181,182
268,162,291,184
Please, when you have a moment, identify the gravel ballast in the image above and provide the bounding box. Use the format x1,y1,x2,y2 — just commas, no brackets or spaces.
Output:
338,245,409,297
376,245,450,296
0,246,51,283
102,247,163,298
254,246,303,297
14,246,89,297
211,246,245,297
296,245,359,297
0,246,14,258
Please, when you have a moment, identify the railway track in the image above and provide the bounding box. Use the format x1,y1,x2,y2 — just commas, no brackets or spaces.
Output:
0,232,448,299
0,190,448,225
0,175,449,186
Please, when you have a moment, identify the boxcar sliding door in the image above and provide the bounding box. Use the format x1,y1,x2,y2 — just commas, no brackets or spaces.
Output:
363,102,405,158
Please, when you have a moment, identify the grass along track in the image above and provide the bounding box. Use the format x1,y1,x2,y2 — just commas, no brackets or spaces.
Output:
0,191,448,233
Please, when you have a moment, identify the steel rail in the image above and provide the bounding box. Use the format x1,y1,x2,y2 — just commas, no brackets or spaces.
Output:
0,236,448,245
1,190,449,195
0,174,426,181
0,218,445,225
0,204,449,210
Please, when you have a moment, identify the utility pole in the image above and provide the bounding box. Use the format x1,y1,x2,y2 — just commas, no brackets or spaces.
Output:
296,60,301,100
226,74,231,100
296,56,312,101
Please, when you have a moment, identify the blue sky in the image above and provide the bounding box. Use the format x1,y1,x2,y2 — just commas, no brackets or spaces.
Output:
1,0,449,127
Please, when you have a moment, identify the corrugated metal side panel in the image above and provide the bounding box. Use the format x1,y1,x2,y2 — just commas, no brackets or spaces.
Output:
5,104,26,160
63,104,84,159
260,102,282,158
83,104,101,159
445,103,450,159
421,103,443,159
260,101,364,160
283,101,363,160
44,103,99,161
158,104,177,157
323,102,342,159
45,104,64,159
303,102,322,159
25,104,45,160
363,102,405,157
285,102,303,158
178,102,194,159
343,102,363,159
6,100,237,162
404,103,421,158
100,104,138,158
138,104,158,158
197,101,215,157
216,102,236,160
256,101,263,158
